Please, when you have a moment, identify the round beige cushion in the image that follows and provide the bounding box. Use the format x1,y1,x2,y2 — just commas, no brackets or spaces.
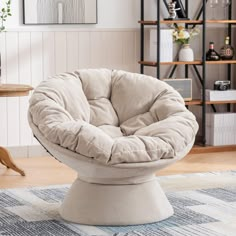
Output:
29,69,198,165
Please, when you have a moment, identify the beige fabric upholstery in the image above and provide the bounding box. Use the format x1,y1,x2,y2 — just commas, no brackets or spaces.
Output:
60,178,174,225
28,68,199,225
29,69,198,165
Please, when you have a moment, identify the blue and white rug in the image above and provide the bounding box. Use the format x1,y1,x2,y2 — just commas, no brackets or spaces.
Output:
0,171,236,236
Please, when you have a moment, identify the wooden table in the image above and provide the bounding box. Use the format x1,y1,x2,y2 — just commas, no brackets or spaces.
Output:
0,84,33,176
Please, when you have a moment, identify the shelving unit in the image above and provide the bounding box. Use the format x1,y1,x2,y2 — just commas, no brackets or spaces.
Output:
139,0,236,150
139,0,207,80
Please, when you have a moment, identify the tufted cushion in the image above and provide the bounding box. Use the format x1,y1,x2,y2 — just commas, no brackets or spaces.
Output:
29,69,198,165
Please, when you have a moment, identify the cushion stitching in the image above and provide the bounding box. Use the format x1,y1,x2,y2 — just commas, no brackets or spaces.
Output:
112,147,171,155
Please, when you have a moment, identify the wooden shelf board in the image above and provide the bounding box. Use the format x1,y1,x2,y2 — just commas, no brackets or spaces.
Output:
190,145,236,154
161,20,203,24
139,61,202,66
139,60,236,66
138,20,158,25
138,20,203,25
139,20,236,25
162,61,202,65
206,60,236,64
185,100,202,105
138,61,158,66
185,100,236,105
206,100,236,104
206,20,236,24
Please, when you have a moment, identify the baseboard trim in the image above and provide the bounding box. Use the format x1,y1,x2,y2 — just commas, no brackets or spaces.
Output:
7,145,50,158
190,145,236,154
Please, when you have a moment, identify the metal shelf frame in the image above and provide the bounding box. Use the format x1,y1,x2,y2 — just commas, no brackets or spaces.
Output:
139,0,233,146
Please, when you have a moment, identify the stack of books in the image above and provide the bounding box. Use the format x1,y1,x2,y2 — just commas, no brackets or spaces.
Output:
205,89,236,101
206,113,236,146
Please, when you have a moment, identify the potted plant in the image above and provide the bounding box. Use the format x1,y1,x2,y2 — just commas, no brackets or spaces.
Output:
172,26,200,61
0,0,12,32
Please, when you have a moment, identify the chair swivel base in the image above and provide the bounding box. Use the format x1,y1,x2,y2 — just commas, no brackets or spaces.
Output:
60,177,174,226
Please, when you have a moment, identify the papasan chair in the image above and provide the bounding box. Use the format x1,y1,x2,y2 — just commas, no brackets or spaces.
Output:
28,69,198,226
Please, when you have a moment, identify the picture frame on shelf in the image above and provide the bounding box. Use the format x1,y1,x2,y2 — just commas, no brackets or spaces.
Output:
175,0,188,19
162,78,192,101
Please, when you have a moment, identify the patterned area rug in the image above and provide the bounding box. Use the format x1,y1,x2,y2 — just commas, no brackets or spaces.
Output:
0,171,236,236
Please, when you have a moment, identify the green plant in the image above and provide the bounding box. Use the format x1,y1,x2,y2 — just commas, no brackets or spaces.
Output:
0,0,12,32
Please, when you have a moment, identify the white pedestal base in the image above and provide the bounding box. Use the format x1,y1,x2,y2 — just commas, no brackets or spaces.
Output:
60,178,174,225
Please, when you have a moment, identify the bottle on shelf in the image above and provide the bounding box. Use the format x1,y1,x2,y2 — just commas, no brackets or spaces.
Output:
220,36,234,60
206,42,221,61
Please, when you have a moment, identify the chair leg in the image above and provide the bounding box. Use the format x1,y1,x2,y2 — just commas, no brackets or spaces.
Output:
0,158,7,167
0,147,25,176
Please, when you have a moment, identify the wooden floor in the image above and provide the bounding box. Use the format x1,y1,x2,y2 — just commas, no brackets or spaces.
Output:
0,151,236,189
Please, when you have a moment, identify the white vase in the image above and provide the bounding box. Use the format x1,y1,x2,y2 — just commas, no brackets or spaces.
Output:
179,44,194,62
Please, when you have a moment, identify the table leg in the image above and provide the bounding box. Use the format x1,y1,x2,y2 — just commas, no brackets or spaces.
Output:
0,146,25,176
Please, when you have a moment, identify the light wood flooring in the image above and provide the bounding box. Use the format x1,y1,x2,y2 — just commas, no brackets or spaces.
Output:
0,151,236,189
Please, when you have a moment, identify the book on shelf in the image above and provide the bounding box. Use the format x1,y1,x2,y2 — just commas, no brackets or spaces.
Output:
205,89,236,101
149,29,173,62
